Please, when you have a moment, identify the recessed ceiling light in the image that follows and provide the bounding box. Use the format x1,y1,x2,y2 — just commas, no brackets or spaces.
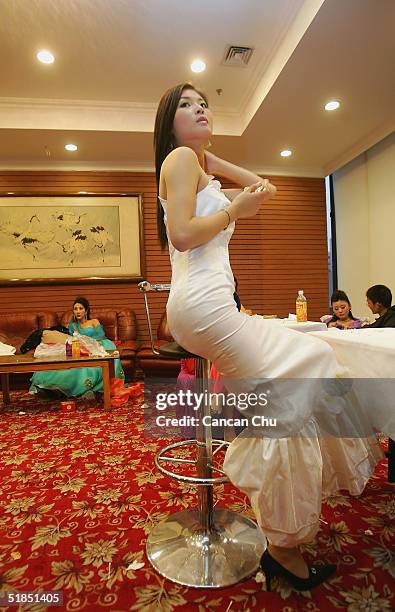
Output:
7,192,15,194
65,143,78,152
37,49,55,64
78,191,88,194
325,100,340,111
190,59,206,73
280,149,292,157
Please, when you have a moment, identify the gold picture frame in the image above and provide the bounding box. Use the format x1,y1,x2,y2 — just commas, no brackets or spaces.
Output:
0,194,145,285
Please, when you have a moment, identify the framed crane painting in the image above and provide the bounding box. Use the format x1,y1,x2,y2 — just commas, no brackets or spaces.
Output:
0,194,144,285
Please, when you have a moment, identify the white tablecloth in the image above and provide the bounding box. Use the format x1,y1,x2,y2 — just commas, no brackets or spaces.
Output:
310,328,395,438
310,328,395,378
258,318,327,333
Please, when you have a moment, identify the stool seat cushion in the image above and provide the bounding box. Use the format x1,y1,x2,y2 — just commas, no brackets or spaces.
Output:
158,341,197,359
137,311,200,376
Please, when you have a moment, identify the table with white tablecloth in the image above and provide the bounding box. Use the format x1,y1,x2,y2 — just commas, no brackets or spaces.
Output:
310,327,395,481
257,317,327,333
310,327,395,378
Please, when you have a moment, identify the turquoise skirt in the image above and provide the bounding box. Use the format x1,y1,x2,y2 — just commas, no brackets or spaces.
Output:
30,332,124,397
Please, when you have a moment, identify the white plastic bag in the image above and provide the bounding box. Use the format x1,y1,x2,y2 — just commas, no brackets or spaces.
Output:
71,332,107,357
34,343,67,358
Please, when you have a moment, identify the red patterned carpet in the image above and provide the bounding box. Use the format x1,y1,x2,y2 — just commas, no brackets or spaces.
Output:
0,387,394,612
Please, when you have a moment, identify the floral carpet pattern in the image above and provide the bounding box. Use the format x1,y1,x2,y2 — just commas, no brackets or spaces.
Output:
0,387,394,611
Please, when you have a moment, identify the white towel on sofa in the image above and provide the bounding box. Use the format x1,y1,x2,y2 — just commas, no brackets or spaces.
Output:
0,341,16,355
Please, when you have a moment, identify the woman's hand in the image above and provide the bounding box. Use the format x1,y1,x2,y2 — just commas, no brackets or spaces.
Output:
248,179,276,197
232,180,276,219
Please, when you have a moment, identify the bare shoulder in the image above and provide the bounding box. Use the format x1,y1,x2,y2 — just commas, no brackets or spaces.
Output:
163,147,200,175
90,318,101,327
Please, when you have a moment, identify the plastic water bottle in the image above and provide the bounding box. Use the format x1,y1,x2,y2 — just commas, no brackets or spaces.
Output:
296,290,308,322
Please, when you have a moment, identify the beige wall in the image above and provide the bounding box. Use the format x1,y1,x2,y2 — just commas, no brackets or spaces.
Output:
333,131,395,319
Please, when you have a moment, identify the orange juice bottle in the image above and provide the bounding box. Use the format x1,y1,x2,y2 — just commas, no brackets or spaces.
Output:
71,338,80,358
296,290,308,322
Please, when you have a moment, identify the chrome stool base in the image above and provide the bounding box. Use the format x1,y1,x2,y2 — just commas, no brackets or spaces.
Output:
146,507,266,588
139,281,265,588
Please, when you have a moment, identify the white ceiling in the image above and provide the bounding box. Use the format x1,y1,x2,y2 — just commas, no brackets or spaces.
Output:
0,0,394,177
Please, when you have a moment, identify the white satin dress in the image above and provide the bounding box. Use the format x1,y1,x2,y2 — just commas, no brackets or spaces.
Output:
160,177,382,547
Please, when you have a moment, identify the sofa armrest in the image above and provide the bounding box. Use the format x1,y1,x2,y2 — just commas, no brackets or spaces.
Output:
119,340,140,356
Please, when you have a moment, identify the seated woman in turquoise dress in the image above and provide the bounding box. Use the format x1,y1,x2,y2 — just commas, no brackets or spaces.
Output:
30,296,124,397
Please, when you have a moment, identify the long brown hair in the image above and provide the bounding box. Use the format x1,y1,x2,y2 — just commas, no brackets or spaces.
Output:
154,82,208,249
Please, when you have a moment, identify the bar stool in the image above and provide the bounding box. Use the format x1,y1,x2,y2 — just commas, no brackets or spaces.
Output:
138,281,266,588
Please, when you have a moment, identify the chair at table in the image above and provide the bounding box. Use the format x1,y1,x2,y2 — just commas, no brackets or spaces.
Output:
138,280,266,588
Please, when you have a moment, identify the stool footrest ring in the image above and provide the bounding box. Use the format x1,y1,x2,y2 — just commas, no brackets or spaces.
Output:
158,456,195,465
212,442,228,456
155,438,230,484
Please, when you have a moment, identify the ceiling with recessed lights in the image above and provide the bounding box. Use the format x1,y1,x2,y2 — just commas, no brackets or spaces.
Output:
0,0,393,176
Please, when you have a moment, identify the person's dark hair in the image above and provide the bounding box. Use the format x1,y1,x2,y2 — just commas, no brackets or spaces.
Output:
154,82,208,249
366,284,392,308
329,289,356,321
72,296,91,320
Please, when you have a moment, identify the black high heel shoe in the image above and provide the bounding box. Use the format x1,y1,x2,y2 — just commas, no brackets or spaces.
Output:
260,549,336,592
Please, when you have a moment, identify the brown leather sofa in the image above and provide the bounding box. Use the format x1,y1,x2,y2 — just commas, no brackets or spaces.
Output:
0,308,139,388
0,312,59,354
137,312,182,378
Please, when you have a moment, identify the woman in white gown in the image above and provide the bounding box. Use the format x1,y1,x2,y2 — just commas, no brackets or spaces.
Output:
154,83,382,591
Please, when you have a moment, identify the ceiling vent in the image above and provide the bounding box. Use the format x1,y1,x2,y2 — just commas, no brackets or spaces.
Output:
222,46,254,67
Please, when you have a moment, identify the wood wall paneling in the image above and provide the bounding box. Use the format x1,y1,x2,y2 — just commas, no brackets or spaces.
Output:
0,172,328,340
